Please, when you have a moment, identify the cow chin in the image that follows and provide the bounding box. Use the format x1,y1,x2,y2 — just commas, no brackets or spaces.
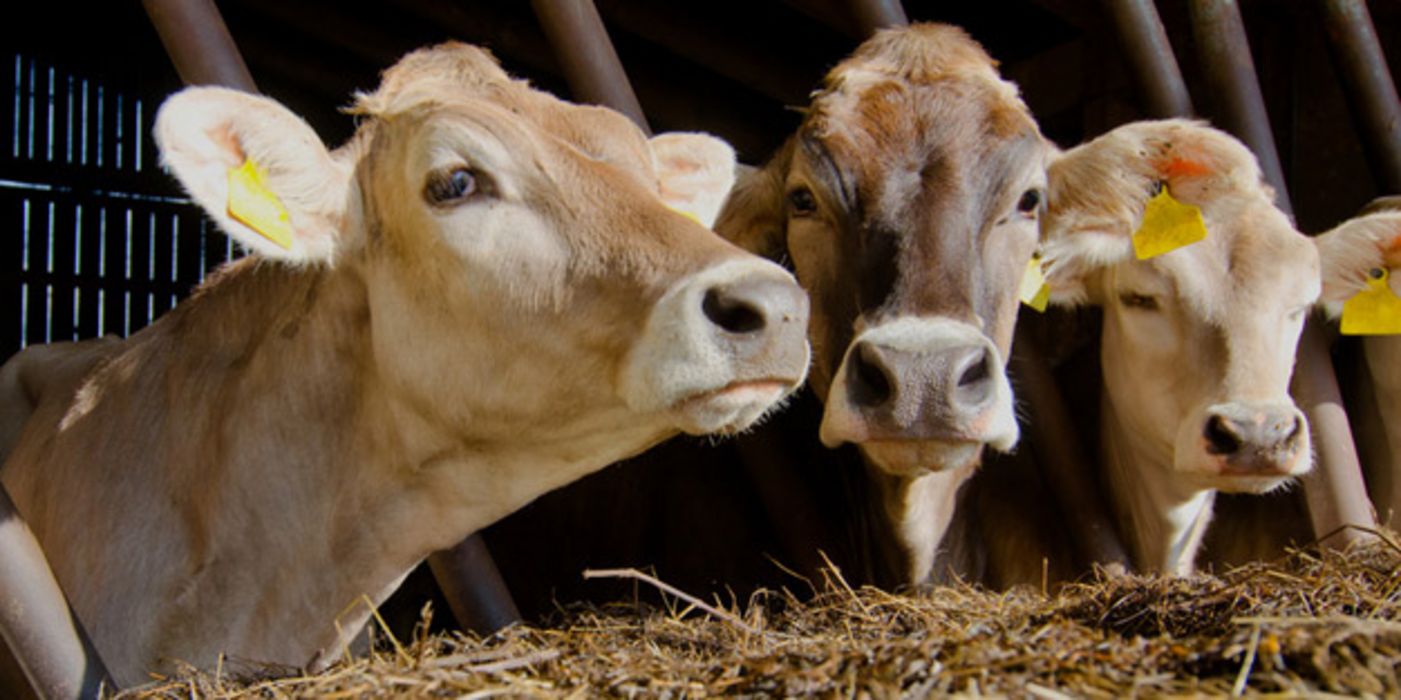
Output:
859,439,984,476
669,380,795,435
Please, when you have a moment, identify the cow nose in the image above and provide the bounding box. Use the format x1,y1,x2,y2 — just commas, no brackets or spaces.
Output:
700,274,809,365
843,340,996,427
1203,410,1304,456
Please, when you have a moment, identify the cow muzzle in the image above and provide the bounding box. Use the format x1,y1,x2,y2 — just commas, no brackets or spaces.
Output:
620,258,810,435
819,317,1019,475
1180,401,1311,492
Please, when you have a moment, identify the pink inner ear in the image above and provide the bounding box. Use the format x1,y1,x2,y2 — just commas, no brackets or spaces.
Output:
1158,157,1211,180
1382,230,1401,268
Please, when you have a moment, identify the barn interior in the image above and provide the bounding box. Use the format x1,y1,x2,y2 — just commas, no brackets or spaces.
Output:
1,0,1399,652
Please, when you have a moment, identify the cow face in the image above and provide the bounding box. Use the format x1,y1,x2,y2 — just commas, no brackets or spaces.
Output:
1043,120,1318,493
719,25,1051,476
154,44,810,453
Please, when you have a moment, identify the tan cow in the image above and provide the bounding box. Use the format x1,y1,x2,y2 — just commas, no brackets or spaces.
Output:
1314,196,1401,527
481,23,1056,606
0,43,811,686
1040,119,1319,575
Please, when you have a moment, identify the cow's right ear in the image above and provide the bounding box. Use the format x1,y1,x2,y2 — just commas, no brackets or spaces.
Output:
155,87,349,264
712,159,788,262
1041,225,1134,306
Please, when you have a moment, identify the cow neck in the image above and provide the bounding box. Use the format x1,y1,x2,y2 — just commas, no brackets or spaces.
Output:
866,458,979,585
1098,394,1214,575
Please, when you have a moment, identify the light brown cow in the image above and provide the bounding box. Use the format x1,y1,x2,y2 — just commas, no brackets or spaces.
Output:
0,43,811,686
481,23,1056,604
1041,119,1319,575
1314,197,1401,527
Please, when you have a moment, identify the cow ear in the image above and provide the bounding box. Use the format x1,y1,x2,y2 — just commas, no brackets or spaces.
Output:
649,133,736,228
1314,212,1401,307
712,157,788,261
154,86,350,264
1041,227,1134,306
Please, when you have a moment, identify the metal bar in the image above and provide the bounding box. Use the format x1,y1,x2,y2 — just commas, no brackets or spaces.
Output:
1186,0,1292,214
1011,327,1133,570
426,536,523,635
1319,0,1401,193
1186,0,1373,548
530,0,651,133
0,485,111,699
1103,0,1194,119
141,0,257,92
848,0,908,36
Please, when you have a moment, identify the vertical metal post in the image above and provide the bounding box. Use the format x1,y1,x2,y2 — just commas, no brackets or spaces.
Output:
426,538,523,635
1319,0,1401,193
1103,0,1194,119
142,0,258,92
1187,0,1374,547
530,0,651,134
849,0,908,37
0,486,111,699
1187,0,1292,212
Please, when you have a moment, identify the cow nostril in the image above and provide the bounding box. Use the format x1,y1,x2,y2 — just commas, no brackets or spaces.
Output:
1204,414,1243,455
702,288,766,334
848,343,893,409
1282,415,1304,447
958,351,990,388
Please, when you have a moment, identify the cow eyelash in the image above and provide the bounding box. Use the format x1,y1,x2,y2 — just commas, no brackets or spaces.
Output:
1119,292,1160,311
1016,189,1042,215
787,187,818,217
424,166,492,206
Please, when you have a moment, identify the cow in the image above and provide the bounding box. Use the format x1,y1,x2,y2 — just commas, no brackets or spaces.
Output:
482,22,1056,612
0,42,811,687
1313,196,1401,528
1038,119,1320,575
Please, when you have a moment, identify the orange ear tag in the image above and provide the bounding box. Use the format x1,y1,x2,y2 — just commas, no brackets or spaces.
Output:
1341,268,1401,335
1132,184,1207,260
1019,254,1050,312
227,158,294,250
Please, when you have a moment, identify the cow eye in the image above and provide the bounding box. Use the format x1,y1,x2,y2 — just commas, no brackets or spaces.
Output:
1016,189,1042,214
424,167,481,206
787,187,818,217
1119,292,1159,311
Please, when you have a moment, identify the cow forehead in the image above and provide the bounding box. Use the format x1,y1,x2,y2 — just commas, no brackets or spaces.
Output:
353,45,655,181
1139,206,1319,324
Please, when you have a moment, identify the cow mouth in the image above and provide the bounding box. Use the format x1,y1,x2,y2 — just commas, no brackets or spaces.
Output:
672,378,798,435
859,439,983,476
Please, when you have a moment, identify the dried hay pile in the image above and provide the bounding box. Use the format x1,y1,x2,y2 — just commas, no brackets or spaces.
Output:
122,537,1401,698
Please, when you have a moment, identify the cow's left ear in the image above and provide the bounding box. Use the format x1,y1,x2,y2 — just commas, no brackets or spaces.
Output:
1314,212,1401,306
155,86,350,264
649,133,737,228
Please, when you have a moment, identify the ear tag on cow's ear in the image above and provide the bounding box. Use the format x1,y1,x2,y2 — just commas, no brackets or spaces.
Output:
1019,254,1050,312
1341,268,1401,335
667,205,703,225
227,158,294,250
1132,183,1207,260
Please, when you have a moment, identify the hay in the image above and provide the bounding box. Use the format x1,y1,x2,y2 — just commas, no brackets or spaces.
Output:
118,537,1401,698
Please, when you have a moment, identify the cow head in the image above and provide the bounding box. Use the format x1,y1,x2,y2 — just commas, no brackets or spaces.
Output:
1043,120,1318,494
153,43,810,460
719,24,1051,477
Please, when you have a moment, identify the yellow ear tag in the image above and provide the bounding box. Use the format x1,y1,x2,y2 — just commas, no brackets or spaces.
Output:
1019,254,1050,312
667,205,702,225
1341,268,1401,335
1132,184,1207,260
227,158,294,250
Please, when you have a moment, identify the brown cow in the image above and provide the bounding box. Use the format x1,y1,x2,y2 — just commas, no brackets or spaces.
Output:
1039,119,1319,575
483,23,1055,610
0,43,810,686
